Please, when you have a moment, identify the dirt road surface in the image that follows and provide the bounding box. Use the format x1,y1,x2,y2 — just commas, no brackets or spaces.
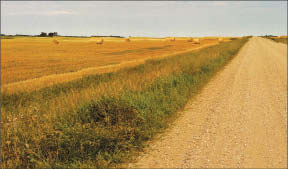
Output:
128,37,287,168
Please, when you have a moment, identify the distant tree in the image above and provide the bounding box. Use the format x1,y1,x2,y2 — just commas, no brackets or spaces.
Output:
48,32,54,37
40,32,47,37
16,34,30,36
264,35,277,37
48,32,58,37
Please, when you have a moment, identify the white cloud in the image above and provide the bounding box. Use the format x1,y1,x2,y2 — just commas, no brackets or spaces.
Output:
1,1,78,16
5,10,77,16
212,1,229,6
45,10,77,16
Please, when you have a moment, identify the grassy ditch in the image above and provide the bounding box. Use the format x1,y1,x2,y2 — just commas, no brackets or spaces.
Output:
266,37,287,44
272,38,287,44
1,37,249,168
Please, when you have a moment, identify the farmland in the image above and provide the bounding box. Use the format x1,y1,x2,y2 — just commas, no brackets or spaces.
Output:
1,36,230,94
2,1,287,168
1,36,248,168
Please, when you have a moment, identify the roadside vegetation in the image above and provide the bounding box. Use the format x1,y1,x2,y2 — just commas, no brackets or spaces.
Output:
265,36,287,44
271,38,287,44
1,37,249,168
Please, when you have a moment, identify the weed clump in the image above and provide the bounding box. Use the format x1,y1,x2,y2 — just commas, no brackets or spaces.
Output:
77,97,143,126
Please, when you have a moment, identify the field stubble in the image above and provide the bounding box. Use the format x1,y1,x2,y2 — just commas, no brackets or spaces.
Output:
1,37,226,89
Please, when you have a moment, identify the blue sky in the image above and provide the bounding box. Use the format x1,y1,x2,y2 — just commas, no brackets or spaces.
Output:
1,1,287,37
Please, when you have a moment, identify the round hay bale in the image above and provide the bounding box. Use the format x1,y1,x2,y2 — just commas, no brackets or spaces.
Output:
187,38,193,42
53,40,59,45
170,37,176,42
193,38,200,44
96,39,104,45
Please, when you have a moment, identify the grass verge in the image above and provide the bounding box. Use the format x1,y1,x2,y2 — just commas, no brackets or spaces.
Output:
267,37,287,44
1,37,249,168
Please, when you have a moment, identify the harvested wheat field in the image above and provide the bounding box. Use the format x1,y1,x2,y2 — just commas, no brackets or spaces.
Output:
1,36,228,93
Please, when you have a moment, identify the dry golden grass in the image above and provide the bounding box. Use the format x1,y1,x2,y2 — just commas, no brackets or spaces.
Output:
1,36,221,93
1,37,249,168
268,36,287,44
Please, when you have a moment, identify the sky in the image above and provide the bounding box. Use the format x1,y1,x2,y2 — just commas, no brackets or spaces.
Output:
1,1,287,37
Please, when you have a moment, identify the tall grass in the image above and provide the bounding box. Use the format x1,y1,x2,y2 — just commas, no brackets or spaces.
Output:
1,37,249,168
266,37,287,44
272,38,287,44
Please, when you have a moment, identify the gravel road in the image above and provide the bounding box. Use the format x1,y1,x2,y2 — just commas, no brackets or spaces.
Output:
128,37,287,168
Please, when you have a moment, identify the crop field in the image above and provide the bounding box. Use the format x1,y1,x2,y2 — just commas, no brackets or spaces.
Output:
1,36,233,94
1,36,248,168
